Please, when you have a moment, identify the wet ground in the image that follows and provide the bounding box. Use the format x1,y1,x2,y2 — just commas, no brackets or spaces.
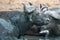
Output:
14,35,60,40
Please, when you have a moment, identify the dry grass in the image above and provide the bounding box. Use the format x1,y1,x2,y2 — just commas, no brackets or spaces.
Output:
0,0,60,11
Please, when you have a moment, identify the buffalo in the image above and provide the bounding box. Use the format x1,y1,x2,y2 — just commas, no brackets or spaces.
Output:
0,3,50,40
39,4,60,37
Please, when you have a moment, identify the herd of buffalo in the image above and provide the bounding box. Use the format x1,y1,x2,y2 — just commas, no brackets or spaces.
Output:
0,2,60,40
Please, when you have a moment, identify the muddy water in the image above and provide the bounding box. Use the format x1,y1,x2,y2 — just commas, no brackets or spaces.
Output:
15,36,60,40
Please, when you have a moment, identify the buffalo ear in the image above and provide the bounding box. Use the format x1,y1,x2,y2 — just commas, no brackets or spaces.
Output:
41,7,48,12
22,3,27,13
40,4,42,8
22,3,36,13
29,2,33,6
40,4,48,12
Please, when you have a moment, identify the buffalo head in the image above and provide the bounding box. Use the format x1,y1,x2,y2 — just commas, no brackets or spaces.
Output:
22,3,50,26
39,4,60,36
